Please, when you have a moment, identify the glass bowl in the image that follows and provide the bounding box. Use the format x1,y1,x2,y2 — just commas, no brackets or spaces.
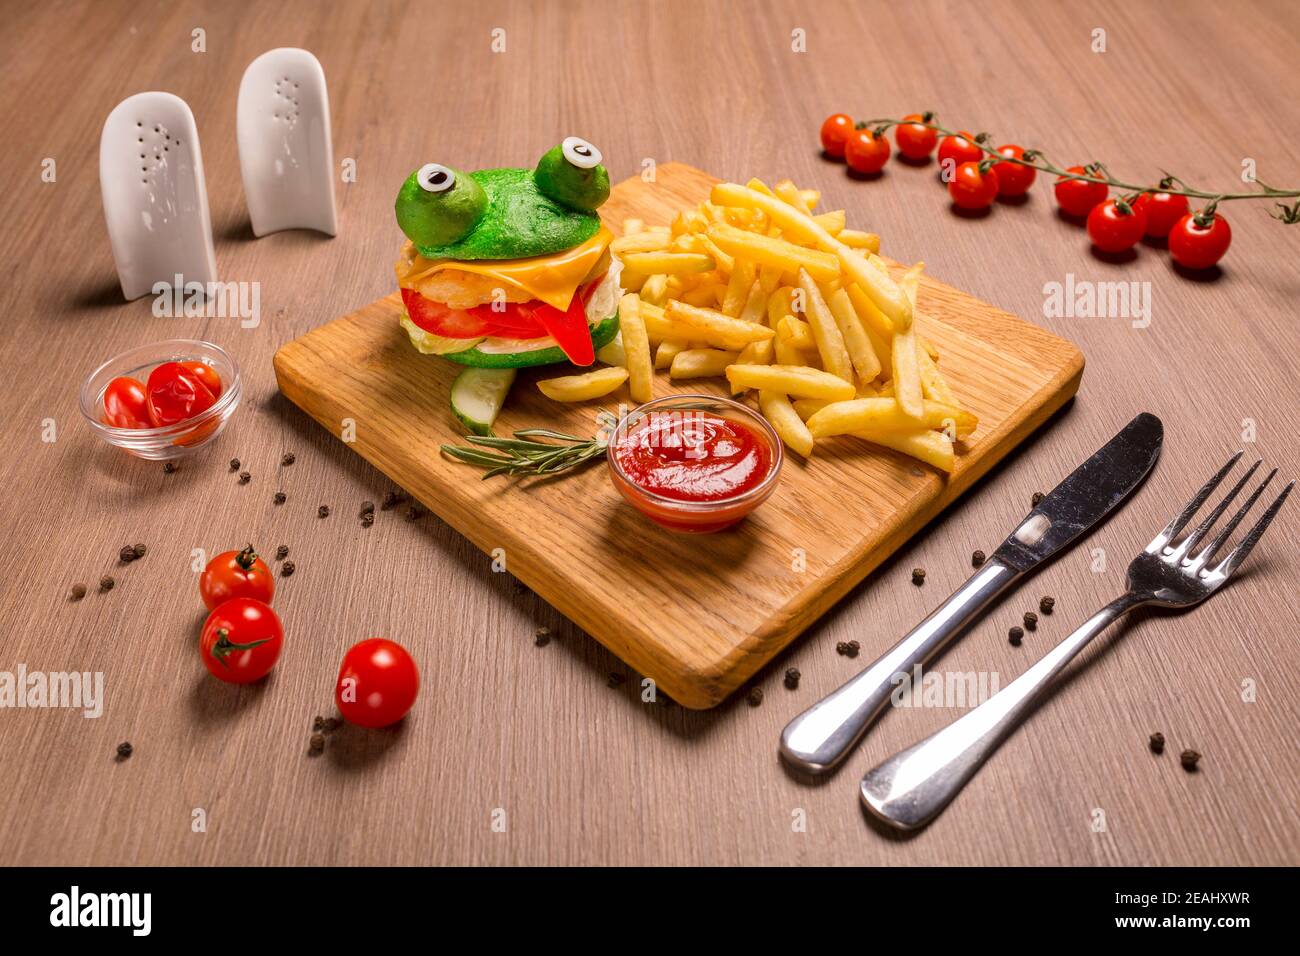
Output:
606,394,784,533
79,339,242,460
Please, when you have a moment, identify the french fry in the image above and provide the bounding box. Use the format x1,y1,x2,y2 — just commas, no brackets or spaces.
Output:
805,398,977,440
812,209,846,235
621,218,644,235
639,274,669,306
798,188,821,210
838,229,880,252
767,287,793,327
669,348,740,379
777,314,816,350
610,231,671,255
846,282,893,372
730,339,774,394
710,183,912,327
853,429,955,473
775,180,815,215
618,293,653,404
725,364,856,401
792,398,830,422
759,391,814,457
620,251,714,276
698,235,735,274
897,267,960,407
797,270,855,384
637,300,693,343
891,325,925,420
773,326,806,366
680,283,721,307
537,366,629,402
824,286,882,383
664,300,775,350
738,281,768,325
707,223,841,281
721,259,757,316
654,339,689,369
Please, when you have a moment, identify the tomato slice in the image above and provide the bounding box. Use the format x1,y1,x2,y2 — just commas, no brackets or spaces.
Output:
469,300,549,338
401,288,491,338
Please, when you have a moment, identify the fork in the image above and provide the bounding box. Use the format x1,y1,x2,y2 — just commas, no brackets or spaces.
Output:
859,451,1293,830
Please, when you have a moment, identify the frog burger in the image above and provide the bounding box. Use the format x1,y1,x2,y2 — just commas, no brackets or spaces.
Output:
394,137,621,368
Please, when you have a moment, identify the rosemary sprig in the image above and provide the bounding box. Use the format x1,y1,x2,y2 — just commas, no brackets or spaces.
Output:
441,426,608,479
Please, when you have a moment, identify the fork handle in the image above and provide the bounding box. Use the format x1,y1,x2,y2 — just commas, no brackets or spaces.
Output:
780,560,1019,774
859,591,1147,830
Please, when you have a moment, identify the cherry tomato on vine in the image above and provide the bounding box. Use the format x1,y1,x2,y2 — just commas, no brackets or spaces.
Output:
102,376,151,429
1054,166,1108,218
200,545,275,610
1132,191,1191,239
819,114,854,158
937,131,982,177
1168,211,1232,270
180,360,223,399
335,638,420,729
199,598,284,684
894,113,938,160
991,144,1036,197
947,162,999,210
145,361,216,427
845,128,890,174
1087,199,1148,253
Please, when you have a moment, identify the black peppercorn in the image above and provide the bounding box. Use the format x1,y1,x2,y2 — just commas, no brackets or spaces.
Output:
308,734,325,754
281,452,296,466
1031,491,1044,506
238,471,251,484
1180,749,1201,771
312,716,325,731
405,506,421,521
360,513,374,528
281,561,295,577
911,567,926,586
836,641,848,655
323,717,341,733
1149,732,1165,754
607,672,625,688
1023,611,1038,631
359,501,375,516
163,462,176,473
229,458,240,471
69,583,87,601
318,505,330,518
534,626,552,647
747,686,764,706
132,543,147,559
784,668,801,690
273,491,286,505
99,575,115,592
1040,596,1055,615
275,545,289,560
115,741,133,760
119,545,137,563
1008,626,1024,646
971,549,986,567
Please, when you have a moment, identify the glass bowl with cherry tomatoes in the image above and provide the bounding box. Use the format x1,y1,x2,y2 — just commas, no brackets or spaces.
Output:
79,338,242,459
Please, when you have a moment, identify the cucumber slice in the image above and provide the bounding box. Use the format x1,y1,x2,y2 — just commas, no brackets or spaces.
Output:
450,367,516,436
595,330,626,367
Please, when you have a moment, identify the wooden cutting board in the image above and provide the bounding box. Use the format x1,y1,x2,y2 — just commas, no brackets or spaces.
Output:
273,162,1084,708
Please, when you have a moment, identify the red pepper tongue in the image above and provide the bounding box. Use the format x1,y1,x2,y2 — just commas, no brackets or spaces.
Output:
533,292,595,366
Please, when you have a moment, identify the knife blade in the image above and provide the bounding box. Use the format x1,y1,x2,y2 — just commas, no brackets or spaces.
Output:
779,412,1163,775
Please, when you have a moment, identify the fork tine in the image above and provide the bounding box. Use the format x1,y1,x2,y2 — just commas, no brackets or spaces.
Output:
1152,450,1243,550
1213,479,1294,578
1180,459,1261,559
1198,468,1275,565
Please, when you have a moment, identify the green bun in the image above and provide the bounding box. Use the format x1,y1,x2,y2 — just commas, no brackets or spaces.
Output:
534,145,611,212
441,312,620,369
414,168,601,261
395,166,487,247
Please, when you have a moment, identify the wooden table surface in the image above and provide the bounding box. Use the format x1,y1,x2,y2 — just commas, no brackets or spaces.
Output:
2,0,1297,866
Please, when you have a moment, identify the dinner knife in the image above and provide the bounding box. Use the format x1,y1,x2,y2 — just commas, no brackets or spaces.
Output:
779,412,1163,775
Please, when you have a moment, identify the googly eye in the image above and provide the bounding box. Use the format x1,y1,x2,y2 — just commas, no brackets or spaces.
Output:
561,137,602,170
417,163,455,193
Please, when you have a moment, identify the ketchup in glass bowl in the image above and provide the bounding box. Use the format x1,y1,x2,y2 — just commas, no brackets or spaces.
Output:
606,395,783,533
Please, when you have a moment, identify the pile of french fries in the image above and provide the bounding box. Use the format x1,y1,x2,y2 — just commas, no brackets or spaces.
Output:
539,177,976,472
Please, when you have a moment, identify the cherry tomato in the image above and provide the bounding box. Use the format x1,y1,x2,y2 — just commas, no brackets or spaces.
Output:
937,131,982,178
1132,190,1191,238
180,360,223,399
200,545,275,610
145,361,216,427
1086,199,1148,253
894,113,938,160
991,144,1036,197
947,162,999,210
844,128,890,174
819,113,854,159
1054,166,1108,218
1168,211,1232,270
103,376,151,429
335,638,420,728
199,598,283,684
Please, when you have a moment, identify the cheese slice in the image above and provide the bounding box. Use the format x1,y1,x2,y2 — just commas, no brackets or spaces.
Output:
396,226,613,311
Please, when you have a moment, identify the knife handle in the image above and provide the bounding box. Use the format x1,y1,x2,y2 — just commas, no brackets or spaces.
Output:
779,559,1018,775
